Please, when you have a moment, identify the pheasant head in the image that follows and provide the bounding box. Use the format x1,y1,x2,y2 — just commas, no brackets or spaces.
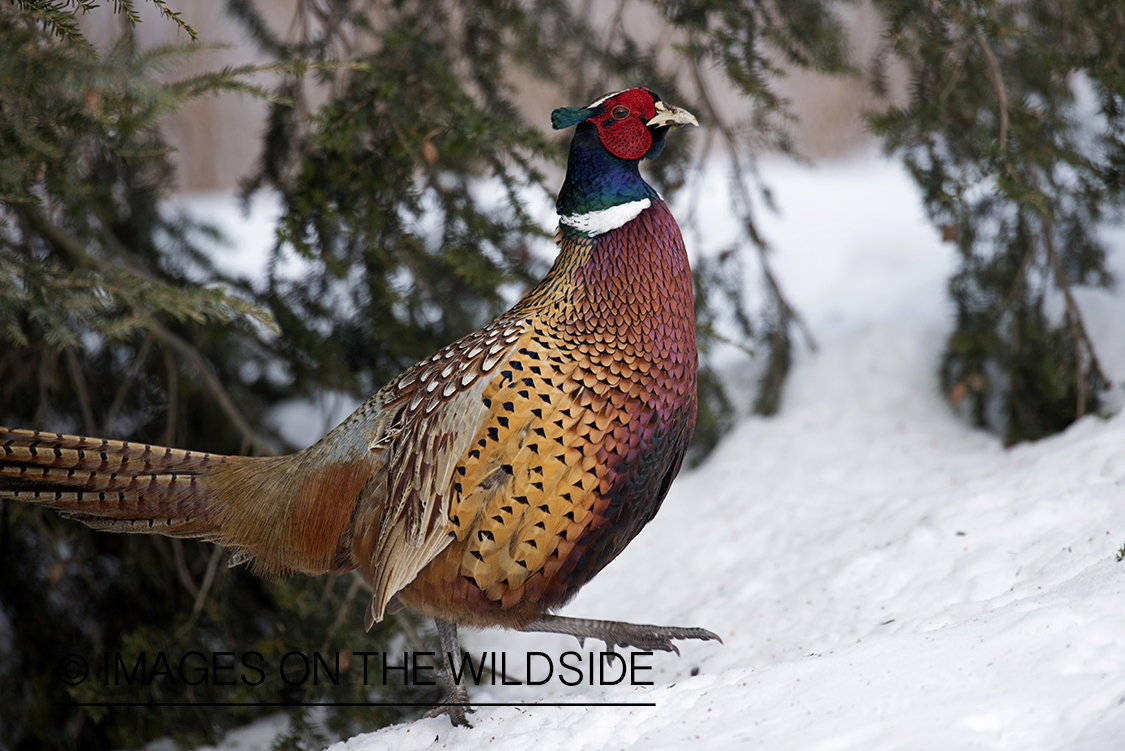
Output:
551,88,698,236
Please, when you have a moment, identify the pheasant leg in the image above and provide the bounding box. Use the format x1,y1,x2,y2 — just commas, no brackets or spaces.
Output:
516,614,721,654
423,617,473,727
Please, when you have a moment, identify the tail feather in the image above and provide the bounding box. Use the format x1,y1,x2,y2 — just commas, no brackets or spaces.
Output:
1,425,375,576
0,427,229,473
0,426,235,540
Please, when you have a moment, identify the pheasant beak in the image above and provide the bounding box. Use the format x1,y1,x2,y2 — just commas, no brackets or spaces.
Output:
647,101,699,129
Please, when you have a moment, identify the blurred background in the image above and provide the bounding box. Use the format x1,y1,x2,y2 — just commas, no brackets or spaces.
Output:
81,1,905,191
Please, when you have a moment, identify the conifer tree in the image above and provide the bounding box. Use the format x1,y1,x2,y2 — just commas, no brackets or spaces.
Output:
1,4,429,748
869,0,1124,442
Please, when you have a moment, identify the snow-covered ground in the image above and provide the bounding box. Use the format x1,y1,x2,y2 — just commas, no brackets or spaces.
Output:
183,153,1125,750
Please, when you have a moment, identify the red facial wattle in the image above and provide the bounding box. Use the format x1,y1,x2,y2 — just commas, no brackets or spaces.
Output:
592,89,658,160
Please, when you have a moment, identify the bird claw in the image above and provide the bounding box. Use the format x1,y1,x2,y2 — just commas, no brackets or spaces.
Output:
520,615,722,654
594,624,721,654
423,699,474,728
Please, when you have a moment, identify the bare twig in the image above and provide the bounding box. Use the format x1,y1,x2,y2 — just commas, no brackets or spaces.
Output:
170,538,201,600
63,347,96,435
34,346,60,428
697,323,757,358
162,347,179,446
151,321,272,455
1041,217,1106,417
1029,168,1108,417
681,127,716,242
319,574,365,655
998,241,1039,354
975,28,1009,152
173,544,224,641
1002,242,1037,314
102,329,156,434
350,571,459,660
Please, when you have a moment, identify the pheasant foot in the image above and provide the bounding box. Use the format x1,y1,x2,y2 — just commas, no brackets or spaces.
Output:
517,614,721,654
423,617,474,727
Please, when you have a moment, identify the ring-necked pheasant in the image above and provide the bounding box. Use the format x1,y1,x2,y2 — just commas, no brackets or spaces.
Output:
0,87,719,726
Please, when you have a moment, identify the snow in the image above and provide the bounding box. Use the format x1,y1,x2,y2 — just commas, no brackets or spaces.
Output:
192,153,1124,750
164,190,286,281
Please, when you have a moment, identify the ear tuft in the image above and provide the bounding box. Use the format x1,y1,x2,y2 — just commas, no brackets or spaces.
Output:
551,107,594,130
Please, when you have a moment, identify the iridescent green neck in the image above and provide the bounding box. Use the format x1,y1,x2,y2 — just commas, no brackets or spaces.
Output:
556,122,658,237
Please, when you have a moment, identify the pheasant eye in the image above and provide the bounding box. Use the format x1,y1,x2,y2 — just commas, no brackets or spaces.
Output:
611,105,630,120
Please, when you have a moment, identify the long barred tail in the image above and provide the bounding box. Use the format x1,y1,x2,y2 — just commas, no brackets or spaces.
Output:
0,426,237,540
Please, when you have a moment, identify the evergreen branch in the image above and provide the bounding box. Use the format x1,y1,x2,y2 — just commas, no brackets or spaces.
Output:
12,0,96,54
688,51,818,355
168,60,369,104
23,197,277,333
13,203,275,455
109,0,142,29
13,0,198,48
140,0,197,42
123,41,211,75
169,64,289,103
